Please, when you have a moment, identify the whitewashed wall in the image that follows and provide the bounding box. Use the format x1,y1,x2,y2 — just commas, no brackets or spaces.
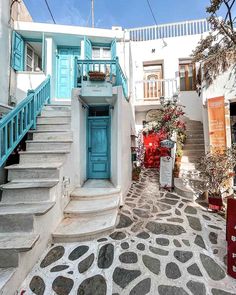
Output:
0,0,10,105
202,66,236,104
15,72,46,102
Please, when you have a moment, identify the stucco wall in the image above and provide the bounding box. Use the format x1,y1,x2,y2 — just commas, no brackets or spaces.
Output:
202,66,236,104
15,72,46,102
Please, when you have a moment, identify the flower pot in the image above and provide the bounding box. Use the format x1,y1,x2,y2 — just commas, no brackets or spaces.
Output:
132,173,140,181
208,196,224,211
175,156,182,163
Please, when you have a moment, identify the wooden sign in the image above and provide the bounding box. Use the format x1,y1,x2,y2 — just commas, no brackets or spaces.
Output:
207,96,226,150
160,156,173,188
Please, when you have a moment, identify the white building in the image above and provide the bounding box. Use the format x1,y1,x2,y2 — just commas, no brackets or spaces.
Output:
0,1,223,293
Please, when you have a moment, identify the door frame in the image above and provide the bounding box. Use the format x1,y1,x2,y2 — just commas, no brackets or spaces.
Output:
86,111,111,179
56,46,80,99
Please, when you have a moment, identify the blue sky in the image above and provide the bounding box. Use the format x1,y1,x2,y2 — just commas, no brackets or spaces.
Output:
23,0,216,29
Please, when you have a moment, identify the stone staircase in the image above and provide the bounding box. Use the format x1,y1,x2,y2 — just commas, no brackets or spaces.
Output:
179,119,205,174
0,104,72,294
53,180,121,243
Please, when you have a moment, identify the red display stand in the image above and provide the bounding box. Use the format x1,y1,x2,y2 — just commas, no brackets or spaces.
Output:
227,197,236,279
143,132,169,168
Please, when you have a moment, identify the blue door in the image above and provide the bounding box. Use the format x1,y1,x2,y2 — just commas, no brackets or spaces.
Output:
57,47,80,99
88,118,110,179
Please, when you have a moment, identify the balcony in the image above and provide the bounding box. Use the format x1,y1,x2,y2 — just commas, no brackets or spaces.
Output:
75,58,128,102
134,79,178,110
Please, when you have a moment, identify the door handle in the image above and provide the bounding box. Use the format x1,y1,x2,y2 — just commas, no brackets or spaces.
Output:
88,147,92,152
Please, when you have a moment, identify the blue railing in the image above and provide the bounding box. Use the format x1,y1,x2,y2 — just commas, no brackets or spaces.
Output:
0,76,51,167
75,58,129,101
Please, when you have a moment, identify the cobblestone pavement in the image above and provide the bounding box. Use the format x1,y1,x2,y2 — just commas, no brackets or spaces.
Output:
19,169,236,295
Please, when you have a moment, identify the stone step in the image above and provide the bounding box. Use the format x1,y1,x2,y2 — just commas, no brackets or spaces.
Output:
0,268,16,292
180,155,202,163
186,131,204,137
53,209,118,243
37,116,71,124
26,140,72,151
183,144,205,150
0,233,39,267
65,196,120,216
174,178,195,199
6,163,62,181
0,180,58,203
186,122,203,127
182,150,205,157
44,105,71,111
32,131,73,141
71,187,121,200
0,202,55,216
0,202,55,233
36,123,71,132
179,163,197,170
41,110,70,117
19,150,70,164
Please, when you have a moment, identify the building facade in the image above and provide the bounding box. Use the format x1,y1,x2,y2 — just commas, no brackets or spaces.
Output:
2,1,235,293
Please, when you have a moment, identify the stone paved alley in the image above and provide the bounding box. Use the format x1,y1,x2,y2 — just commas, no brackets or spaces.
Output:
19,170,236,295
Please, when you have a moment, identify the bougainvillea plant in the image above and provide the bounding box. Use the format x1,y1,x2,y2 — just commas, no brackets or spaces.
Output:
142,101,186,139
197,146,236,198
192,0,236,87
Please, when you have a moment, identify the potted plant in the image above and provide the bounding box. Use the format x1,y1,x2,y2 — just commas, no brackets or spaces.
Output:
132,163,142,181
197,146,236,211
175,142,183,163
173,162,181,178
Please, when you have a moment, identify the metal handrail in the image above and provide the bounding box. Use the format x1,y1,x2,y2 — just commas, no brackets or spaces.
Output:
0,76,51,167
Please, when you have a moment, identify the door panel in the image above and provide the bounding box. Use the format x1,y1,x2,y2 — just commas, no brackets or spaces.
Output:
57,48,80,99
143,65,163,99
88,118,110,179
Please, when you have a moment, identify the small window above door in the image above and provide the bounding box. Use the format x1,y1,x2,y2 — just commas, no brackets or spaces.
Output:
88,106,110,117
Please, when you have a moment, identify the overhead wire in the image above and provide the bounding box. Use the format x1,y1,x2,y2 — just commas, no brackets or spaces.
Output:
146,0,158,25
44,0,56,24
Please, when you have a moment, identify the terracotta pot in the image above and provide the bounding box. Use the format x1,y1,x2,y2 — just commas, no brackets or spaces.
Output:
175,156,182,163
132,173,140,181
208,195,223,211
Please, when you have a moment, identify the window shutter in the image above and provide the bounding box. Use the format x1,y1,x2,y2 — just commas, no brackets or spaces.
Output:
84,37,92,60
111,39,116,60
11,31,24,71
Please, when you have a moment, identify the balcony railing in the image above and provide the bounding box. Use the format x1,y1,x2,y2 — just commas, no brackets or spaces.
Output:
128,19,211,41
75,58,128,100
135,79,178,103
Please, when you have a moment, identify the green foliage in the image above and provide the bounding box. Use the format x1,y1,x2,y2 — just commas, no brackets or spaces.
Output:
192,0,236,86
197,146,236,196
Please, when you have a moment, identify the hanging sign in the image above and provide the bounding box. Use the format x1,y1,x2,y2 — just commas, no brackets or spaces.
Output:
160,156,173,188
208,96,226,150
160,139,175,149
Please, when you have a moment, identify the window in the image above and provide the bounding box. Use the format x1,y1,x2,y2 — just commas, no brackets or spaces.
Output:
92,47,111,60
179,63,196,91
25,43,42,72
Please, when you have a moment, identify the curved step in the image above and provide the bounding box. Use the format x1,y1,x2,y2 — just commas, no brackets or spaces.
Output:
65,196,120,215
71,187,121,200
53,209,118,243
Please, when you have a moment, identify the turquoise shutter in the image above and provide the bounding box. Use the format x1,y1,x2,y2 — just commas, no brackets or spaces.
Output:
11,31,24,71
84,37,92,60
111,39,116,60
